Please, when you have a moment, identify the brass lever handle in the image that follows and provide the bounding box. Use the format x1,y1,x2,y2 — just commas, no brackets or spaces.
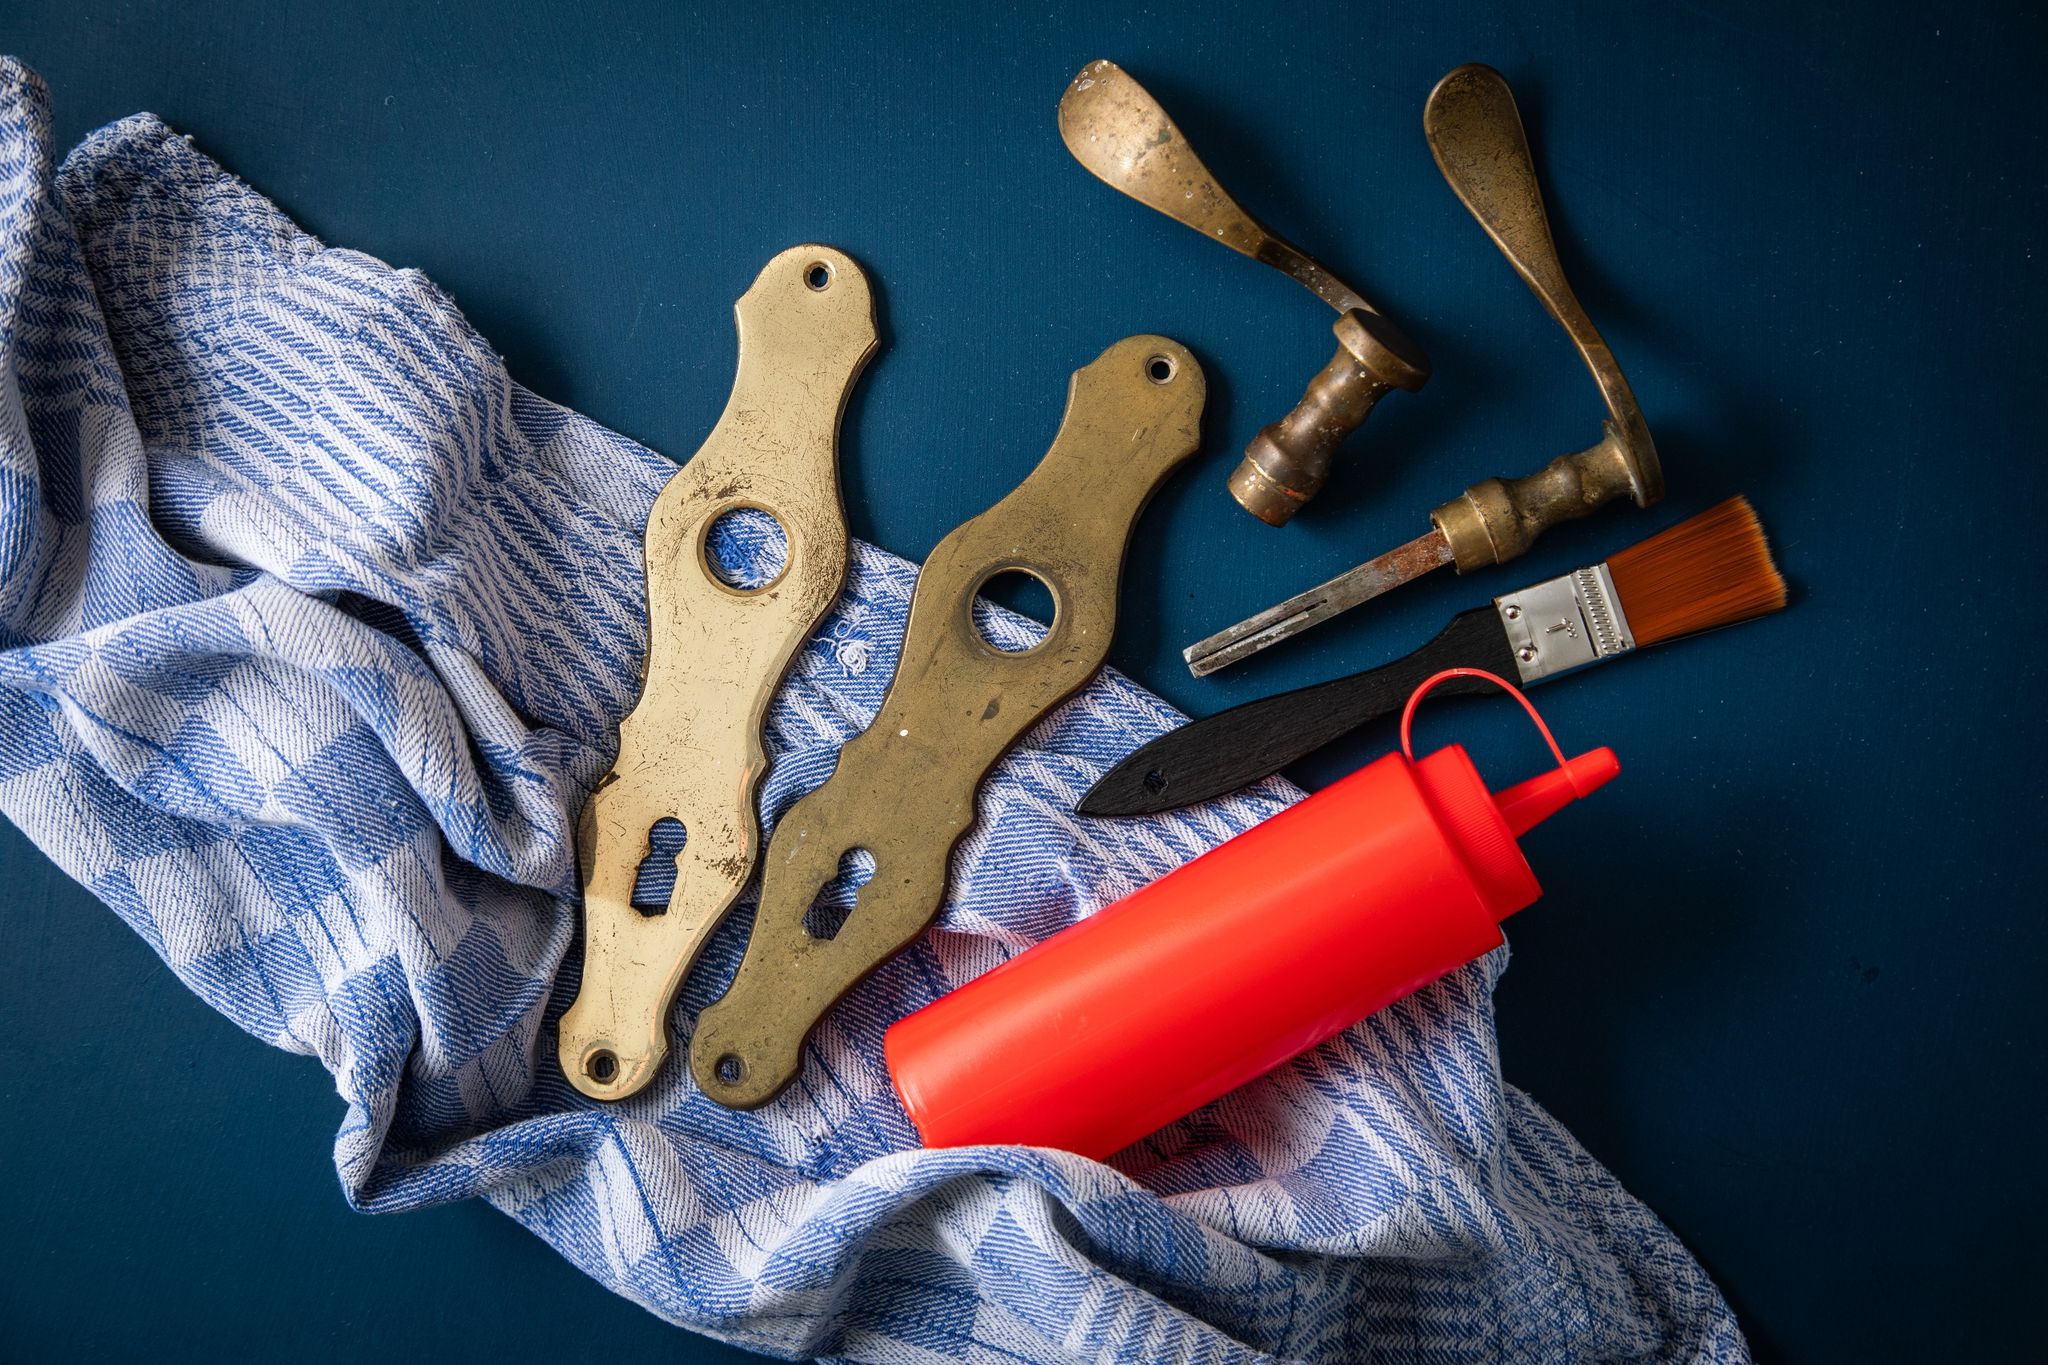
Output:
1059,59,1366,313
1422,63,1662,570
1060,59,1428,525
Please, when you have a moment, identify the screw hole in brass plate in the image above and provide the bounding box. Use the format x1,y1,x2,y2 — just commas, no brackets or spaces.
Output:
1146,354,1176,384
805,261,833,290
586,1049,619,1084
715,1054,746,1085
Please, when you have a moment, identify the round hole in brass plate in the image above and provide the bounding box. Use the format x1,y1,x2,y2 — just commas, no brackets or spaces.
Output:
699,502,792,595
969,566,1061,656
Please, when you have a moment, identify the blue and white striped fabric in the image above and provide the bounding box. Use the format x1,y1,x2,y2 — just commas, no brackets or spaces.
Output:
0,57,1746,1363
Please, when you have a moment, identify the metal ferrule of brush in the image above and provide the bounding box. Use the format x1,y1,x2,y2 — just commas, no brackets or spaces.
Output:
1495,564,1635,685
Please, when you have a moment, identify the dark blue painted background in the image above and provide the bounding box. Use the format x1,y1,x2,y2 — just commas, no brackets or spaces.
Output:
2,2,2042,1360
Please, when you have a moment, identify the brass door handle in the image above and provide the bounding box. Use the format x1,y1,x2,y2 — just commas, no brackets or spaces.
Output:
1059,59,1427,525
1423,63,1662,570
1059,60,1365,314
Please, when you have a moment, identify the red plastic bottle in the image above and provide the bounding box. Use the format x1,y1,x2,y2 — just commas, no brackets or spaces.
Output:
884,670,1619,1160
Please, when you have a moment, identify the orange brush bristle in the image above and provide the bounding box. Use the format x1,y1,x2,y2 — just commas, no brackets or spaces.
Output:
1604,496,1788,648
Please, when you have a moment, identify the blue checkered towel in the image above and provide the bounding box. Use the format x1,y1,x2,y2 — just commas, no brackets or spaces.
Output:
0,57,1745,1363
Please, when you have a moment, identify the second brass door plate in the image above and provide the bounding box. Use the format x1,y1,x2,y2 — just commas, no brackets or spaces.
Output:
557,245,877,1102
689,335,1207,1108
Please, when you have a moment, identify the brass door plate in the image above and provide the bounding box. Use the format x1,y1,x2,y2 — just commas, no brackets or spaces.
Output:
689,336,1206,1108
557,245,877,1102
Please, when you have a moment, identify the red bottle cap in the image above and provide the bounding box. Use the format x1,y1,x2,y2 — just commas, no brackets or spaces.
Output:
1402,668,1620,921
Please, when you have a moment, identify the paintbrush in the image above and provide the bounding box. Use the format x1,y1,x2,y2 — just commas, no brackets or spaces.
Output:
1080,496,1786,817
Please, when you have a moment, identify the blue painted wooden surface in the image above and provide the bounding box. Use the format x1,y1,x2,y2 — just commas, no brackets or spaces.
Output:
1,2,2042,1360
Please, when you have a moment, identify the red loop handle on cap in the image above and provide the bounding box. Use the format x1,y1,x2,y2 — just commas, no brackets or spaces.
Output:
1399,667,1570,774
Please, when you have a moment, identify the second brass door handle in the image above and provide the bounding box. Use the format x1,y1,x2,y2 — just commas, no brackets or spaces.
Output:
1424,63,1662,570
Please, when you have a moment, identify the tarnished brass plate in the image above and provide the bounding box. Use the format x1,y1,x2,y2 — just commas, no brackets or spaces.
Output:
689,336,1206,1108
558,246,877,1101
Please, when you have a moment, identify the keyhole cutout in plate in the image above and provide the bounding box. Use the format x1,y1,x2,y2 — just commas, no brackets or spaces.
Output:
704,507,790,592
973,569,1057,653
802,847,877,941
629,817,689,914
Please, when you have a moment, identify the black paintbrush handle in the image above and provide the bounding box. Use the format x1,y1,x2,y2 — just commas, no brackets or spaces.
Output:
1078,607,1517,817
